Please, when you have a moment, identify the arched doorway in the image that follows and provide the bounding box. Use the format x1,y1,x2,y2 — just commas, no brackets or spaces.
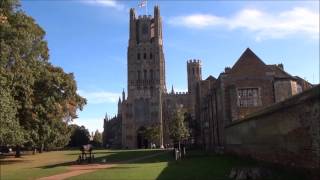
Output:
137,126,148,149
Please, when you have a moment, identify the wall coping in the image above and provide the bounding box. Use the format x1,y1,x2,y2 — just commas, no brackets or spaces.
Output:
226,84,320,128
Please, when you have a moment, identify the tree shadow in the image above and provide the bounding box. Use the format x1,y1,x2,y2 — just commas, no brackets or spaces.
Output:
40,161,76,169
38,149,168,169
0,159,32,165
155,150,308,180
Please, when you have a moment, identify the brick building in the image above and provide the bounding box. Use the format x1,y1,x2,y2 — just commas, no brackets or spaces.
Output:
197,48,313,150
103,6,313,150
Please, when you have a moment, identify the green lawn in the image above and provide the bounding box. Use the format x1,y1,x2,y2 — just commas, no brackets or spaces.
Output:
1,149,307,180
69,150,306,180
0,149,163,180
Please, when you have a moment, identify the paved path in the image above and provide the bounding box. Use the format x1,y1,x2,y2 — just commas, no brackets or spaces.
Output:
38,151,167,180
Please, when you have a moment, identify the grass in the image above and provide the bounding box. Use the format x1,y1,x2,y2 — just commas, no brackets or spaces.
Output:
1,149,307,180
0,149,163,180
69,150,307,180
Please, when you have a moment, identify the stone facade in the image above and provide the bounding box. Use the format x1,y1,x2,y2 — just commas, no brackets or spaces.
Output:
198,48,313,150
225,85,320,169
104,6,316,156
102,114,122,148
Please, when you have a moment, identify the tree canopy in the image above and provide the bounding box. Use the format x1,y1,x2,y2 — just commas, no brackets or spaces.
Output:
169,106,190,143
92,130,103,147
0,0,86,151
68,125,90,147
145,124,160,145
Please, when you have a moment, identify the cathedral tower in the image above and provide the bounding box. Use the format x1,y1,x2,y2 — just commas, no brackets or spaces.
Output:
123,6,165,148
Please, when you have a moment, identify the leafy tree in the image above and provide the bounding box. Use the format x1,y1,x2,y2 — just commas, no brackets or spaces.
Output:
0,0,86,154
145,124,160,147
92,130,103,147
68,125,90,147
169,106,190,149
0,68,24,147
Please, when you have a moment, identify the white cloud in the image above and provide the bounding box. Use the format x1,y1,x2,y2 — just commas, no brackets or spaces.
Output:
71,117,104,133
78,90,121,104
168,7,319,40
82,0,125,11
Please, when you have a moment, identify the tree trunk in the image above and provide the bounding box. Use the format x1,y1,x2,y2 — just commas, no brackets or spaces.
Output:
39,143,44,153
15,145,21,158
32,147,37,155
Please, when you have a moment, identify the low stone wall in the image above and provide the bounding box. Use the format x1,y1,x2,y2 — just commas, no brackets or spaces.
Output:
225,85,320,169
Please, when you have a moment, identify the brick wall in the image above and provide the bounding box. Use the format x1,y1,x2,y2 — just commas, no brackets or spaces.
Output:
225,85,320,169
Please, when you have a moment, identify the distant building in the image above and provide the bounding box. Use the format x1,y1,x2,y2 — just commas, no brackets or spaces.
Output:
103,6,313,149
102,114,122,148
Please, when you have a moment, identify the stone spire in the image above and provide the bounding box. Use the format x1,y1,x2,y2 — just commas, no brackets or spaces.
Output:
122,89,126,101
105,112,108,121
171,85,175,94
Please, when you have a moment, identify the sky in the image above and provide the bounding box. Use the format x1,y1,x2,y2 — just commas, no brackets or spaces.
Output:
21,0,319,133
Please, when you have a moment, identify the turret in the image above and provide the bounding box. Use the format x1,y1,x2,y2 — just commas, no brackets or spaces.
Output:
118,97,122,115
154,5,162,45
122,89,126,101
129,8,137,46
171,85,175,94
187,59,202,94
104,112,108,121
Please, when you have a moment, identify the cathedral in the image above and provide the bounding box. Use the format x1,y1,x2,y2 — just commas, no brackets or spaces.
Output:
103,6,313,149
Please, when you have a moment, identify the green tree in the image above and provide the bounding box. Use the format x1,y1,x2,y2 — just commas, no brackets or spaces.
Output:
92,130,103,147
0,0,86,154
68,125,90,147
0,68,24,147
145,124,160,147
169,106,190,150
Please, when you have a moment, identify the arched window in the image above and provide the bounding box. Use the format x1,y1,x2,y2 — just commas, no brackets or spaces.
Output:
137,53,140,60
143,53,147,59
192,68,195,75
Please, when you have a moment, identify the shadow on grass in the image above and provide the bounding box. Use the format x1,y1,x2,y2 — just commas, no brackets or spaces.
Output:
155,150,308,180
38,149,168,169
0,159,32,165
36,149,308,180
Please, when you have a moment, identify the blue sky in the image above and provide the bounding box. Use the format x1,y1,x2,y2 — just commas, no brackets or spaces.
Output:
21,0,319,133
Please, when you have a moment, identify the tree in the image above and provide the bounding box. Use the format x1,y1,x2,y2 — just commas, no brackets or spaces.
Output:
0,0,86,154
169,106,190,150
145,124,160,147
92,130,103,147
0,69,24,147
68,125,90,147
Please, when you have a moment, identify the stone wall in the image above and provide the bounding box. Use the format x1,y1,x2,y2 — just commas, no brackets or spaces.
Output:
225,85,320,169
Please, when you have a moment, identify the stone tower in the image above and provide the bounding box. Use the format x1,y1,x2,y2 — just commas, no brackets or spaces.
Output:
187,59,202,94
123,6,165,148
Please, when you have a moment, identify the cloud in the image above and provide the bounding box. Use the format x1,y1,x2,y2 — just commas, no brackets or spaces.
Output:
168,7,319,40
82,0,125,11
78,90,121,104
71,117,104,133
